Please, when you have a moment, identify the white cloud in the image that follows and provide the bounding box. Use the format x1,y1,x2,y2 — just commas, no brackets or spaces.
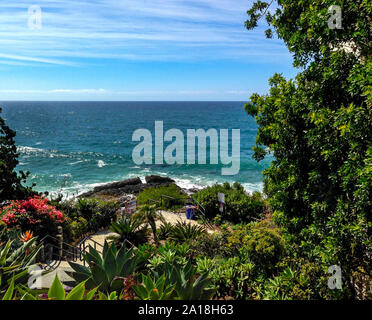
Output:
0,0,290,65
0,53,76,66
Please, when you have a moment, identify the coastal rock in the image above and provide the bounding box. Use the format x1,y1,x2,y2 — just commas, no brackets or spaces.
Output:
79,175,178,200
145,175,175,184
79,177,143,198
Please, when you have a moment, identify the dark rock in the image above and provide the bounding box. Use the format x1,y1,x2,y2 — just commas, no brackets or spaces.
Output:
78,175,180,200
79,177,143,198
145,175,175,184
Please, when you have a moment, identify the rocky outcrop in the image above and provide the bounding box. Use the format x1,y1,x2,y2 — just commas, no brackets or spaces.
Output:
145,175,174,184
79,175,177,199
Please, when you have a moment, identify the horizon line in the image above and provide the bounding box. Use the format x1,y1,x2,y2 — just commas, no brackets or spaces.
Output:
0,100,247,103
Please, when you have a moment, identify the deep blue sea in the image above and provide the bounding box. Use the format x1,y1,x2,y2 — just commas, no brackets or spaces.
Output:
1,101,272,197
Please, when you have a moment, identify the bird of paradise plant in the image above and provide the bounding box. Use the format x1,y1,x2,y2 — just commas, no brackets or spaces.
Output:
19,230,34,242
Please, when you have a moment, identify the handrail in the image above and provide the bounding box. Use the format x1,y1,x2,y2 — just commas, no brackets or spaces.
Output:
40,234,78,251
77,235,104,250
44,242,80,259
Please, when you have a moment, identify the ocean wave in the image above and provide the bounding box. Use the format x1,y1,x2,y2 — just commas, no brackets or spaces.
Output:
17,146,45,153
69,160,85,165
17,145,110,160
97,160,107,168
35,174,264,201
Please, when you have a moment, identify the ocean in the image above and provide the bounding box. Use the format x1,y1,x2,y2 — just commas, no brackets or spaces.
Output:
0,101,272,197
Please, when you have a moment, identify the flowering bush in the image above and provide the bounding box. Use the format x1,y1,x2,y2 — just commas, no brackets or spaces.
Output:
1,196,65,237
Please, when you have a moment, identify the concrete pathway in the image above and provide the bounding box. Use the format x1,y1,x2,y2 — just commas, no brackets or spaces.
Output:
37,210,214,288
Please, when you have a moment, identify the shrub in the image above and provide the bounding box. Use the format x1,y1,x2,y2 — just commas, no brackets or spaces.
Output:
137,184,187,210
76,198,119,230
69,217,88,240
157,222,173,240
108,215,148,246
169,221,206,243
0,196,65,238
193,183,265,223
265,257,339,300
189,227,231,258
239,220,285,275
51,197,120,242
202,257,255,299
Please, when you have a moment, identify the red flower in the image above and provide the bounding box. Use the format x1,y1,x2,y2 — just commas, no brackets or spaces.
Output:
0,196,65,230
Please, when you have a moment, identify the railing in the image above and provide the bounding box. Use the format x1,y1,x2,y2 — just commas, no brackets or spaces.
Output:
39,234,82,270
76,235,105,266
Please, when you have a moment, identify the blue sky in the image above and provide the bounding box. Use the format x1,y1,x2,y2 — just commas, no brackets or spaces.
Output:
0,0,297,101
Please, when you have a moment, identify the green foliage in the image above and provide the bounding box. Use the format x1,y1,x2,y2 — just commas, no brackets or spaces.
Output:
245,0,371,68
108,215,148,246
69,217,88,240
264,257,339,300
245,0,372,296
137,184,187,210
149,260,215,300
239,220,285,275
189,226,231,258
198,257,255,299
0,108,35,202
68,241,143,294
157,222,173,240
133,274,175,300
193,183,265,223
147,242,191,269
0,232,41,297
169,221,206,243
135,204,162,244
51,197,119,242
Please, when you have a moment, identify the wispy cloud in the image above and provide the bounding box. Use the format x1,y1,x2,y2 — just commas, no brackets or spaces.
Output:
0,0,289,65
0,53,76,66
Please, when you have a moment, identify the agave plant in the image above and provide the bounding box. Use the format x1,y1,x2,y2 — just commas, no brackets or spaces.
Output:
169,221,206,243
108,215,148,246
152,260,215,300
158,242,191,257
157,222,173,240
68,241,142,294
4,273,123,300
133,273,175,300
13,275,97,300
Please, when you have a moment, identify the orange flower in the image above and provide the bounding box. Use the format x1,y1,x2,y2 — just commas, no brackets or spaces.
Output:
19,230,34,242
152,289,158,293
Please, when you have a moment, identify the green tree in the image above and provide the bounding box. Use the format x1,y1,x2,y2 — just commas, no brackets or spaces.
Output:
244,1,371,297
0,108,34,202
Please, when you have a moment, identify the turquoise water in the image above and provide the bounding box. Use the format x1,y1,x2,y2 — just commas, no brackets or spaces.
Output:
1,101,271,197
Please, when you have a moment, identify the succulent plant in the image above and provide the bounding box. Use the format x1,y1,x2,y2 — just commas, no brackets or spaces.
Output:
68,241,142,294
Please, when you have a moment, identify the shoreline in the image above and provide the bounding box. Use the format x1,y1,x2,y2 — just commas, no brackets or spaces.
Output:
39,174,264,201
